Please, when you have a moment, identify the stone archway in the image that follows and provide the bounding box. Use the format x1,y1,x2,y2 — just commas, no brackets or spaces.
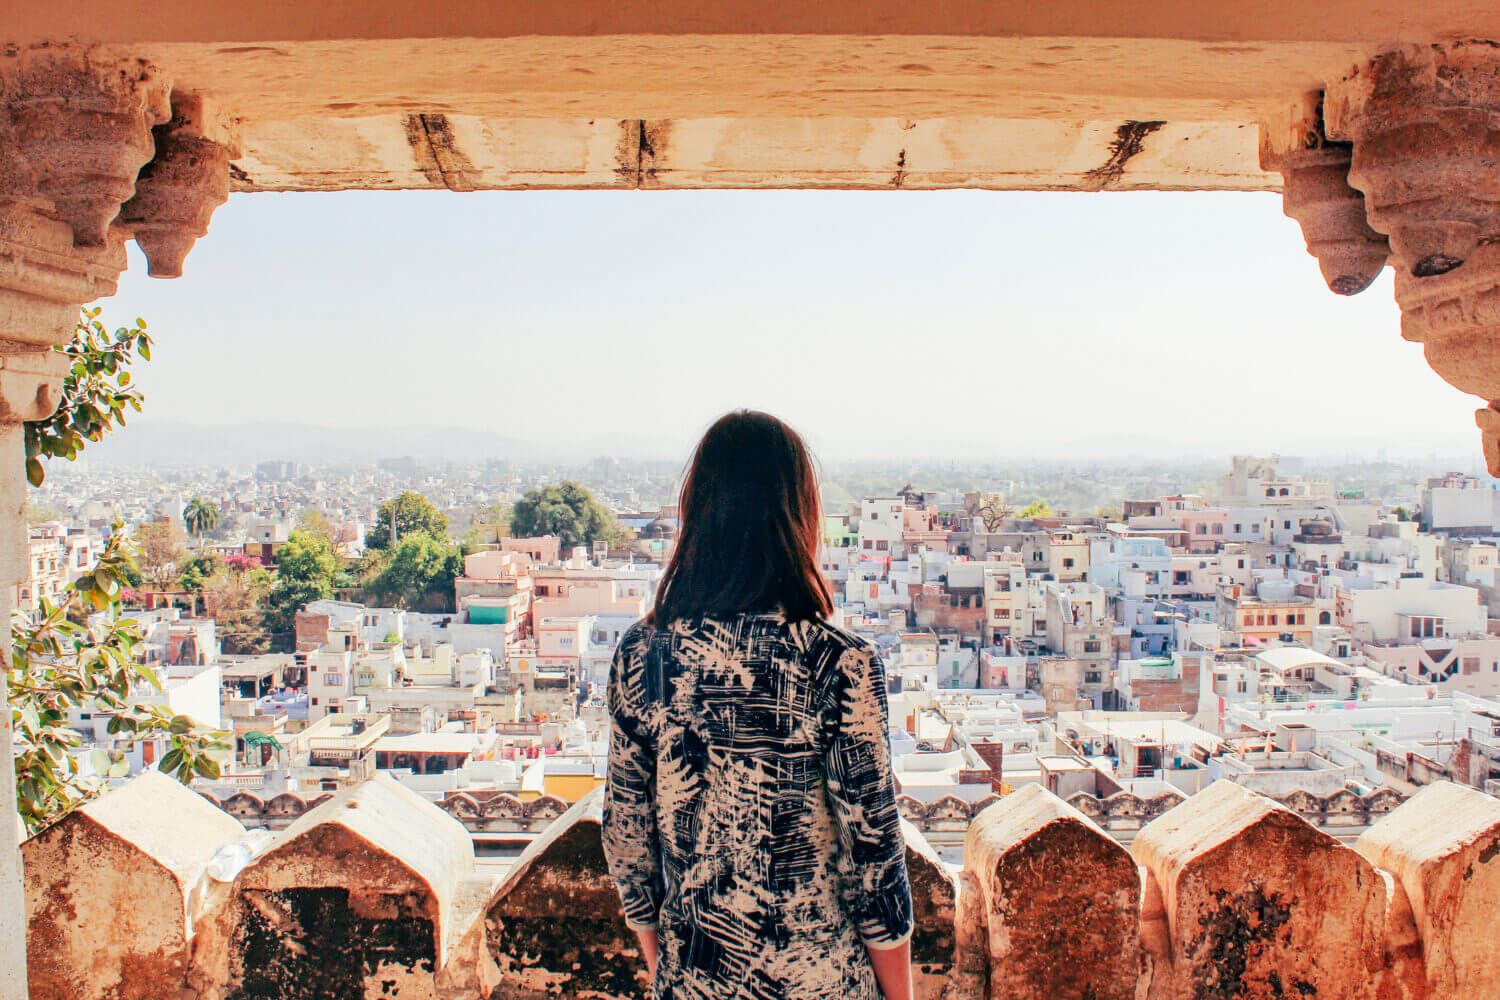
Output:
8,9,1500,992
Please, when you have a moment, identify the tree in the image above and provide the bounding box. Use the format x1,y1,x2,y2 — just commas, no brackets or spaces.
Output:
977,493,1014,532
133,520,186,591
203,563,273,655
296,508,337,546
265,529,341,640
1018,500,1055,520
363,533,463,610
9,531,230,833
509,481,624,550
1094,503,1124,522
365,492,449,551
183,497,220,545
23,307,150,486
176,551,220,598
1392,505,1414,522
15,306,225,834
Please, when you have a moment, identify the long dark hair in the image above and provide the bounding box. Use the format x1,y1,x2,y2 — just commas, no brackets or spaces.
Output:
652,410,833,625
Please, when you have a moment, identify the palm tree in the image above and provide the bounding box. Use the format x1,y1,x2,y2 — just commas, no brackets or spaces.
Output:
183,497,220,548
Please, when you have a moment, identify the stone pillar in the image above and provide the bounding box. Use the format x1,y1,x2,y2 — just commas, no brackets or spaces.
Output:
1131,780,1406,1000
962,784,1140,1000
0,43,236,998
221,775,493,999
0,346,77,1000
484,788,647,999
1356,781,1500,998
21,771,246,1000
1321,42,1500,472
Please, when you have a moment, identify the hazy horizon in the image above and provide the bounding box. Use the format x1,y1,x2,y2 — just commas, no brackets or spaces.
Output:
95,187,1483,467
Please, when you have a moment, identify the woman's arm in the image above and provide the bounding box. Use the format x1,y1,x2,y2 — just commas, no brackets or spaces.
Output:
601,637,664,954
821,645,915,998
634,927,661,981
867,939,913,1000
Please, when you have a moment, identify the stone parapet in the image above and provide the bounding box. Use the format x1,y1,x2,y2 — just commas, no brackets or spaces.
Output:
24,773,1500,999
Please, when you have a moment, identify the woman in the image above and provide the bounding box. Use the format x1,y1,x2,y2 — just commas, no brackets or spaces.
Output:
602,410,913,1000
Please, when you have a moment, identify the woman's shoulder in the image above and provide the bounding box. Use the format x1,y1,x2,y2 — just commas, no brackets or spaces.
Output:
616,618,659,656
796,617,878,661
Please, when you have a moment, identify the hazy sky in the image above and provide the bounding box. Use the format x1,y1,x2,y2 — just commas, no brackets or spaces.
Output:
103,188,1481,464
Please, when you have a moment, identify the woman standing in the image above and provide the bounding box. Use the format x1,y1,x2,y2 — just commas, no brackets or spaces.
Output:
602,410,913,1000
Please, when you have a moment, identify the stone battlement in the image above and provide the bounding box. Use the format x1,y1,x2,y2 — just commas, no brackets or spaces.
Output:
22,773,1500,999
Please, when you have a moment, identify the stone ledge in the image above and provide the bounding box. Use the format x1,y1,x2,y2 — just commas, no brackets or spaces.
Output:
25,774,1500,999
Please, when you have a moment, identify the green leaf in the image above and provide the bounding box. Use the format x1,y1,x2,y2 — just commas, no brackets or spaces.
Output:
158,749,185,775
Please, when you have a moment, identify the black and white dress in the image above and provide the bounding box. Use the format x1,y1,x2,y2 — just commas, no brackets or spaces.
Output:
602,613,912,1000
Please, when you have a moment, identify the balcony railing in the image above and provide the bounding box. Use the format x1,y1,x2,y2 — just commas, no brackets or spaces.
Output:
18,770,1499,999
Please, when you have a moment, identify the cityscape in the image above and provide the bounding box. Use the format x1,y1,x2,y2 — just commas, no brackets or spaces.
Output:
18,450,1500,866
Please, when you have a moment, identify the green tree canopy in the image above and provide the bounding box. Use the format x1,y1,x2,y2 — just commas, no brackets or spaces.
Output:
509,481,623,550
177,552,220,594
363,533,463,610
265,529,341,639
365,491,449,551
1018,499,1055,520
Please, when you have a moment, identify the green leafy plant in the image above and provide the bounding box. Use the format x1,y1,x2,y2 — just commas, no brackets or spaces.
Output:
9,529,229,833
23,307,151,487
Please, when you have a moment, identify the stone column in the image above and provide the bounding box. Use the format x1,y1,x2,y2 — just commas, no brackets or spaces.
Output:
1320,42,1500,472
0,43,235,999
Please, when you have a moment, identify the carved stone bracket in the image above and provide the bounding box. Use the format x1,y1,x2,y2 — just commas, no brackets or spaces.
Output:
0,44,171,248
1261,94,1391,297
1268,143,1391,296
1326,43,1500,279
120,93,240,278
0,202,128,352
1324,42,1500,473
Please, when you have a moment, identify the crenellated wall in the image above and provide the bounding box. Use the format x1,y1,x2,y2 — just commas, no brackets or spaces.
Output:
22,773,1500,1000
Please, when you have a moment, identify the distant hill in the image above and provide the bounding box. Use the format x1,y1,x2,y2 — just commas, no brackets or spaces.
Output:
82,422,549,468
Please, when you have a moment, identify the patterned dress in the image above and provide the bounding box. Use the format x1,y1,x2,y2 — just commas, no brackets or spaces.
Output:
602,613,913,1000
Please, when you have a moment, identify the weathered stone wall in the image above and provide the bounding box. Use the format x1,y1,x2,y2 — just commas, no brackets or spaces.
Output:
25,773,1500,999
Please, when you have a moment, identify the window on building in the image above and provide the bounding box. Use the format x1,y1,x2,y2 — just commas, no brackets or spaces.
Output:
1063,558,1075,569
863,540,873,550
1084,640,1102,653
1462,657,1480,675
324,672,343,686
311,697,320,706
